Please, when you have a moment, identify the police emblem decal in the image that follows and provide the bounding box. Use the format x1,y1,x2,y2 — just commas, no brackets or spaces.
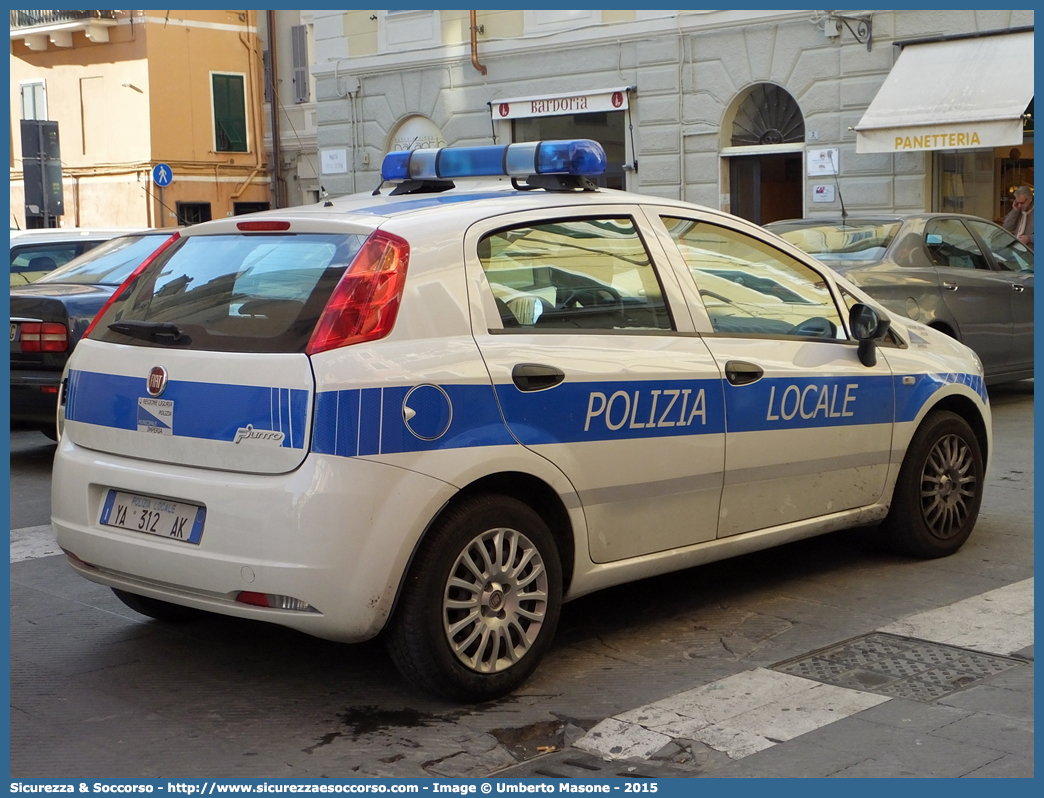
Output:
146,366,168,397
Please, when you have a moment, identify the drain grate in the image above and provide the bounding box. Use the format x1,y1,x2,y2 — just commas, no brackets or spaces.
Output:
773,632,1025,702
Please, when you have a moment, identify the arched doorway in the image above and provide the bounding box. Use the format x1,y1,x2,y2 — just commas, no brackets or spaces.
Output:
725,84,805,225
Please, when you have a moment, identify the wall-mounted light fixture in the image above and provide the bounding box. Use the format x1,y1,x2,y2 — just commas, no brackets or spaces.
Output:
819,11,873,51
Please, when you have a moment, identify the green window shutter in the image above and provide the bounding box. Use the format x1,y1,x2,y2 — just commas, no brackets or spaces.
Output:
213,74,247,153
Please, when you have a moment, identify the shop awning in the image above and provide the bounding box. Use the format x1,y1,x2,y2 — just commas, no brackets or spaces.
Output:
855,31,1033,154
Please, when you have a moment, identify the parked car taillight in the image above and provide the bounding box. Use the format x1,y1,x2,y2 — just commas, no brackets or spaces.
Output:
306,230,411,355
20,322,68,353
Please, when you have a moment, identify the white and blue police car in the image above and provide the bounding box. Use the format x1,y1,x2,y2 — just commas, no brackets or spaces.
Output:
52,139,991,701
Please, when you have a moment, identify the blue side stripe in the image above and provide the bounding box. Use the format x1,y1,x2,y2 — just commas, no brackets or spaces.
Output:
895,372,987,422
65,368,983,459
312,384,514,456
311,372,984,459
724,375,894,434
66,370,309,448
496,378,727,443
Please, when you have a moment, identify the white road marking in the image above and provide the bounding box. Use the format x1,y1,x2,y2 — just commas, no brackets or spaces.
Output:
879,578,1034,656
575,578,1034,763
10,524,62,563
576,669,887,761
573,718,673,760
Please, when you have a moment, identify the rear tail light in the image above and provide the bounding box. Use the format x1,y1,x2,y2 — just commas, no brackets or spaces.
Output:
84,232,182,339
19,322,68,353
306,230,410,355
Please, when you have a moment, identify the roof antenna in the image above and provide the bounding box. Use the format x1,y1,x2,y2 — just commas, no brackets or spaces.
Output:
829,150,847,227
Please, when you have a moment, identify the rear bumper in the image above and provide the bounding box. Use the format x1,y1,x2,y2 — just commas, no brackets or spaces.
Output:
10,369,60,426
51,438,458,643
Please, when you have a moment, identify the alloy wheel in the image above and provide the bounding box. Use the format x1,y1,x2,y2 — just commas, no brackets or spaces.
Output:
920,433,977,540
442,527,549,674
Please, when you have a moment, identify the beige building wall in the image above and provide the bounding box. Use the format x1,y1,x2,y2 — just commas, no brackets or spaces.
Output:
10,10,270,229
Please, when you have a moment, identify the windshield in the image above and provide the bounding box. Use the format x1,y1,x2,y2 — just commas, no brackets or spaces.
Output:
772,222,902,263
35,234,174,286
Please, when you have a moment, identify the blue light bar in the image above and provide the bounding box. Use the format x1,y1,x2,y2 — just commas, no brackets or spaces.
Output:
380,139,607,182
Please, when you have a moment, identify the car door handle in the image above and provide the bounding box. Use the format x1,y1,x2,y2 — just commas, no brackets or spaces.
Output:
942,282,959,291
724,360,764,386
1012,284,1026,293
511,363,565,392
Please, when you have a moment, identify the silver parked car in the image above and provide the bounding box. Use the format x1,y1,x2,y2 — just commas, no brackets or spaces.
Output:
767,215,1033,386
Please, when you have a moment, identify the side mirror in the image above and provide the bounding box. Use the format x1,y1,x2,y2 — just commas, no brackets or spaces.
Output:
849,303,891,367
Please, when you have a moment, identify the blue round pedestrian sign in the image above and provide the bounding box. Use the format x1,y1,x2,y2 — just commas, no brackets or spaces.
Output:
152,163,173,187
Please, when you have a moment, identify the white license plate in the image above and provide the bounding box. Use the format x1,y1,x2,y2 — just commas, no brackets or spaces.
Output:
99,490,206,544
10,323,17,342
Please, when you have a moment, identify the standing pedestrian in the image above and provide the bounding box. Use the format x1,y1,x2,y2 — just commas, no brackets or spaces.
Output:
1003,186,1034,249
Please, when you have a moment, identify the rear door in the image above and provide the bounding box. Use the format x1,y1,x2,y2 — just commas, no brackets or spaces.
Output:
465,208,726,564
63,230,370,475
651,211,895,538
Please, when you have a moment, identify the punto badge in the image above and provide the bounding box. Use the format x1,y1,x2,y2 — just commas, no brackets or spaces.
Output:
146,366,168,397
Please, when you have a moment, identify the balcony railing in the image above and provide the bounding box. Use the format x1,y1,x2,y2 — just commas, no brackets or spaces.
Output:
10,10,117,29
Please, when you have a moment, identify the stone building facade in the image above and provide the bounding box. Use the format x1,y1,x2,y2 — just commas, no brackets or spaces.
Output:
307,9,1033,224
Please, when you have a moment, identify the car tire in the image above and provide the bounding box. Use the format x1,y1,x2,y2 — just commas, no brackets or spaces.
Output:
386,494,563,702
40,425,58,442
884,410,983,558
112,588,205,622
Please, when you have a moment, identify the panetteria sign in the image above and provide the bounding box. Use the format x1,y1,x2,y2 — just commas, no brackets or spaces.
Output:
492,87,630,121
857,118,1024,154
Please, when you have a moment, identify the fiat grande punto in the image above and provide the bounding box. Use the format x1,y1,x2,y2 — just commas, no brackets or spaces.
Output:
52,140,991,701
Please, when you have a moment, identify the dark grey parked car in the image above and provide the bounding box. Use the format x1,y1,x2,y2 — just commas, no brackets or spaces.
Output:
11,229,177,437
767,215,1033,386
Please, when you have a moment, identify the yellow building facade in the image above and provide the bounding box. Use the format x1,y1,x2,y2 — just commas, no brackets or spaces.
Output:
10,9,271,229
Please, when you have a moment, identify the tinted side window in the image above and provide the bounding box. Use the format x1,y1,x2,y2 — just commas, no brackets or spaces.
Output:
478,218,673,332
10,242,84,286
965,219,1034,273
924,219,990,270
36,235,165,286
11,243,80,272
662,216,845,340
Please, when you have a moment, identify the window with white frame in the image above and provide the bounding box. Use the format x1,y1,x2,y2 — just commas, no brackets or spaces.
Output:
20,81,47,120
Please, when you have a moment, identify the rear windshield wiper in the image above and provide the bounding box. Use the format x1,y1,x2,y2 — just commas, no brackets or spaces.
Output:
108,320,188,344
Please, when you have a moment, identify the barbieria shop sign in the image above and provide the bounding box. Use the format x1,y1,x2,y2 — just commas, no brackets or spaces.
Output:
492,86,631,121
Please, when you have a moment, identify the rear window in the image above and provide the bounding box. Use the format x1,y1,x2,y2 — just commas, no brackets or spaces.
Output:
772,222,902,263
35,235,168,286
90,233,367,353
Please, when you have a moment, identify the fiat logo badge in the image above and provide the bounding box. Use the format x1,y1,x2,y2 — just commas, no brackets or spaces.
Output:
146,366,168,397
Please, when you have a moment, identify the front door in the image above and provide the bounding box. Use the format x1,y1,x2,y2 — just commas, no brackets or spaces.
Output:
964,218,1035,373
729,153,803,226
923,217,1015,375
654,212,895,537
465,210,726,563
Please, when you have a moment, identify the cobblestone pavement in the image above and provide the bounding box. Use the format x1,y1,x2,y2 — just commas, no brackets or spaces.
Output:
9,383,1032,778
